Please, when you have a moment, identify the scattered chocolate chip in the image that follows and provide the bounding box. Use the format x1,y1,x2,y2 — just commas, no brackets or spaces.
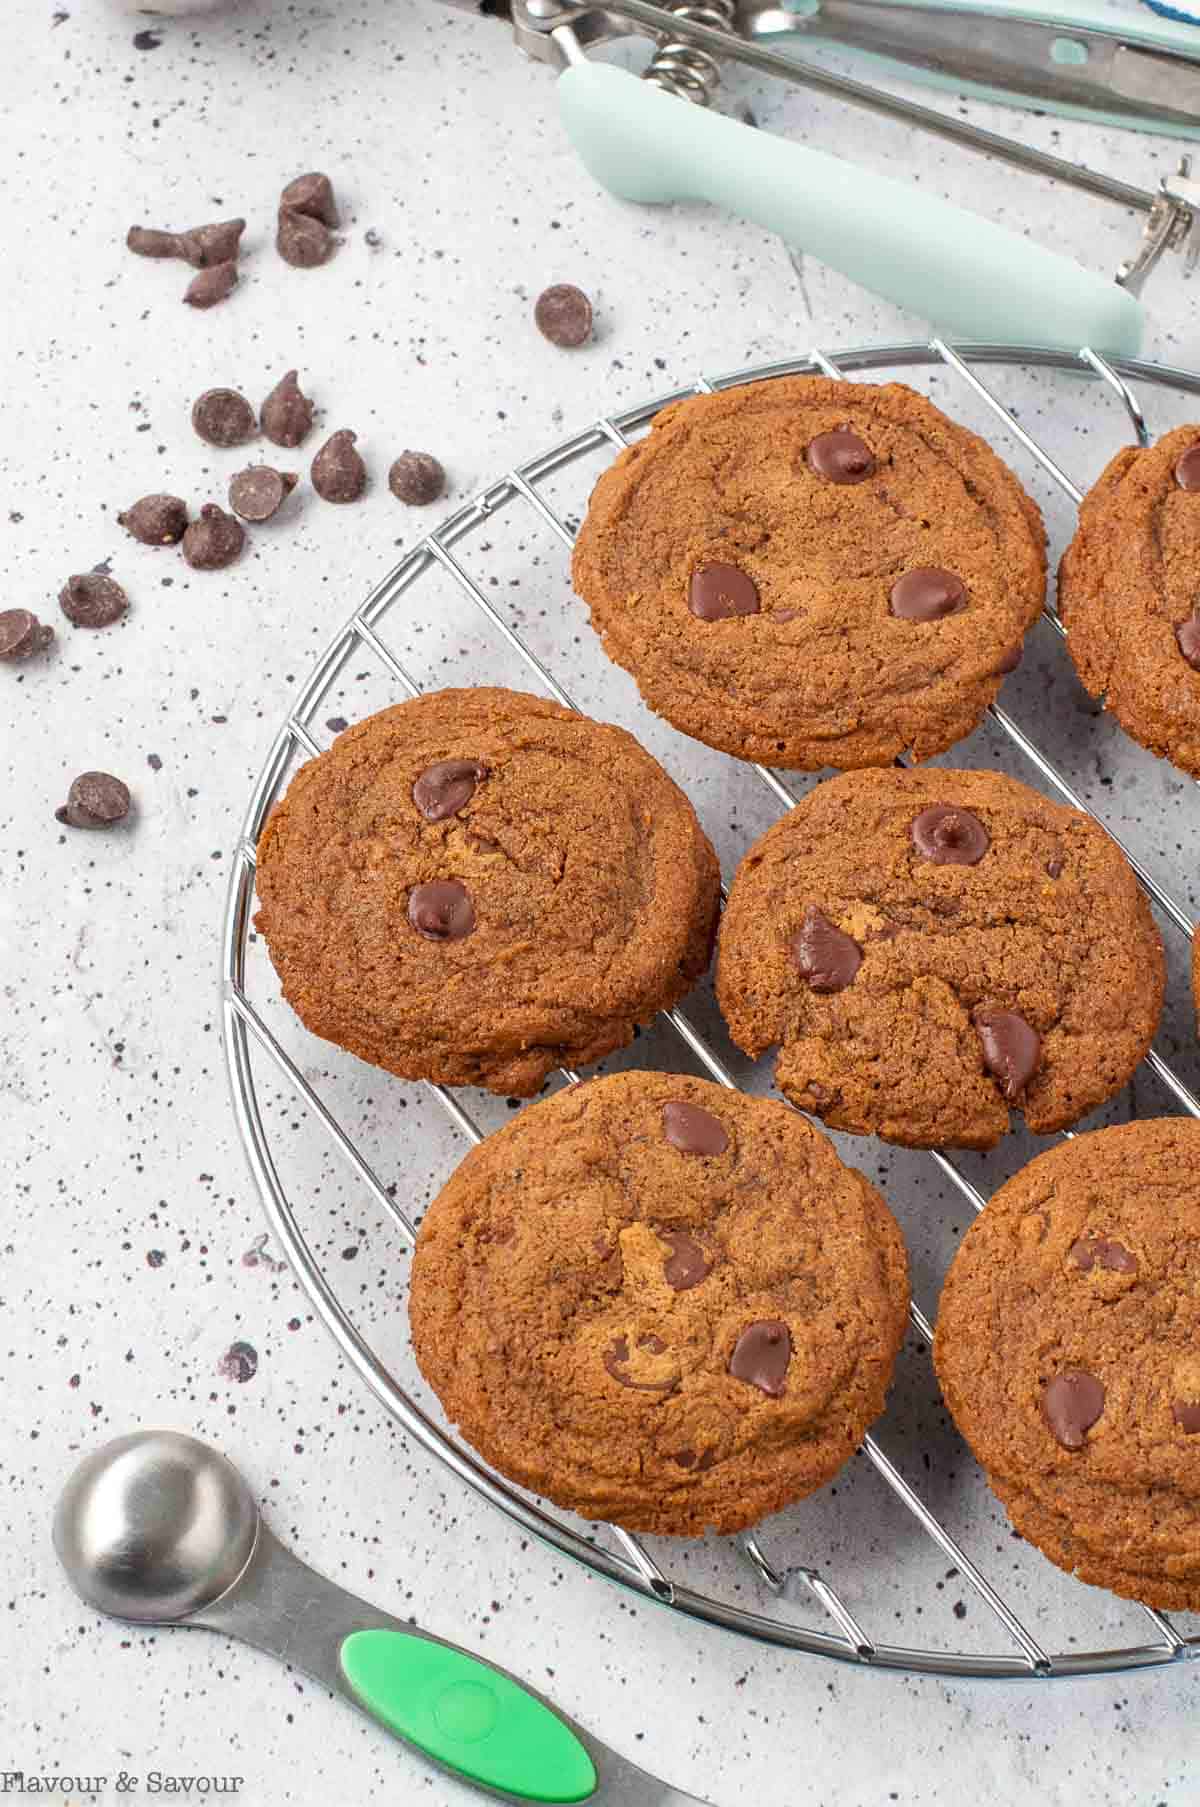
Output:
364,228,382,249
178,219,246,268
603,1334,674,1392
662,1100,729,1156
729,1321,791,1396
132,28,161,50
412,758,487,822
660,1230,712,1292
1172,1400,1200,1433
217,1340,258,1384
311,429,366,503
389,451,445,506
228,465,298,523
1042,1370,1104,1450
992,644,1023,676
192,387,257,448
326,716,348,734
277,208,332,268
408,878,475,941
0,608,53,662
1070,1236,1137,1275
183,260,238,309
890,567,966,621
55,771,131,830
260,370,315,448
806,429,875,484
1176,616,1200,670
147,753,162,771
118,493,188,545
791,905,862,993
688,562,760,621
1174,443,1200,491
182,504,245,570
974,1006,1041,1100
280,171,340,227
534,284,593,348
1046,857,1063,879
910,804,990,866
58,572,128,628
126,225,184,259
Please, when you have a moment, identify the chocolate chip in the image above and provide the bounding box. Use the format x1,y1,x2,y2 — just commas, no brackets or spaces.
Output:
277,208,333,268
311,429,366,503
260,370,315,448
55,771,131,830
126,225,184,259
1174,443,1200,491
1070,1236,1137,1275
228,465,298,523
1042,1370,1104,1450
178,219,246,268
992,644,1023,676
217,1340,258,1384
890,567,966,621
389,451,446,507
132,28,161,50
1172,1400,1200,1433
791,905,862,993
58,573,128,628
183,260,238,308
412,758,487,822
660,1231,712,1291
1046,858,1063,879
534,284,593,349
688,562,760,621
729,1321,791,1396
192,388,257,448
1176,616,1200,670
0,608,53,662
603,1334,674,1392
662,1100,729,1156
408,878,475,941
280,171,340,227
910,804,989,866
806,429,875,484
182,504,245,571
974,1006,1040,1100
118,493,188,545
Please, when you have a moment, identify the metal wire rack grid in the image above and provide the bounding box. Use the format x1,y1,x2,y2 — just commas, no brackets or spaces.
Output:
222,340,1200,1682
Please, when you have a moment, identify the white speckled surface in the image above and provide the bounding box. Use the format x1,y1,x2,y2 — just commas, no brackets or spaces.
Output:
5,0,1200,1801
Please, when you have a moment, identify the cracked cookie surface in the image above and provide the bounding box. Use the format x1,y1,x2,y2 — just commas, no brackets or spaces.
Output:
935,1121,1200,1609
1060,424,1200,778
254,689,720,1096
571,376,1046,769
716,768,1163,1150
409,1070,910,1535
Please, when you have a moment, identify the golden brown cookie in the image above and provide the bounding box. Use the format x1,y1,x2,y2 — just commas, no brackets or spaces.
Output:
1059,425,1200,778
716,768,1163,1150
572,376,1045,769
935,1121,1200,1610
254,689,720,1096
410,1071,910,1535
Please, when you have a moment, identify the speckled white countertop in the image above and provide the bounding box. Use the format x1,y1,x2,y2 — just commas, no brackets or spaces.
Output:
4,0,1200,1801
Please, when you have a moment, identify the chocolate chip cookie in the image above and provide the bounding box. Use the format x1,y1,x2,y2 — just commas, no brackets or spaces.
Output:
254,689,720,1097
716,768,1163,1150
572,377,1046,769
935,1120,1200,1609
1060,426,1200,778
410,1071,910,1535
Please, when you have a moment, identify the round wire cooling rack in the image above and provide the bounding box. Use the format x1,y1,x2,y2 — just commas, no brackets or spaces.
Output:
223,339,1200,1683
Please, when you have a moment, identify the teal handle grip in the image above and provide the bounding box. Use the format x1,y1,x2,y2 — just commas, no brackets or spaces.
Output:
339,1628,598,1803
558,62,1143,356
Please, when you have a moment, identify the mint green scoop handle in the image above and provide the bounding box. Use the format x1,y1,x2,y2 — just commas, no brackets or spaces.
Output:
558,61,1142,356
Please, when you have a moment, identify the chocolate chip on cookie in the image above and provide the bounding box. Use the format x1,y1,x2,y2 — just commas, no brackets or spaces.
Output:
412,758,487,822
410,1071,909,1534
574,376,1045,768
662,1100,728,1156
717,767,1163,1150
408,878,475,942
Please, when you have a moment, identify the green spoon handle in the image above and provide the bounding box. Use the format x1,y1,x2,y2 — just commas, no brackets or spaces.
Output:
197,1525,707,1806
